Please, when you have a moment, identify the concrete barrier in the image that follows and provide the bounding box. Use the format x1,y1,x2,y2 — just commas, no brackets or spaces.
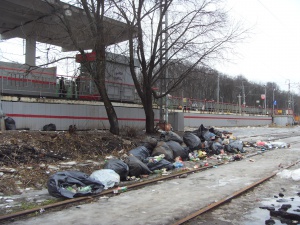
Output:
1,96,273,131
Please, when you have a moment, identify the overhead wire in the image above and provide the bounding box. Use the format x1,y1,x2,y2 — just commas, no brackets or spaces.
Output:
224,0,299,92
255,0,300,91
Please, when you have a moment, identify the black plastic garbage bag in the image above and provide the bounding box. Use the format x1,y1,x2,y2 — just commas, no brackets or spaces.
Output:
43,123,56,131
210,142,224,155
183,132,201,150
160,131,183,144
208,127,224,138
5,117,16,130
103,159,129,181
123,155,152,177
146,158,174,171
165,140,189,161
226,140,245,153
192,124,208,140
151,141,174,162
128,146,151,161
139,137,158,151
47,171,104,199
202,130,216,141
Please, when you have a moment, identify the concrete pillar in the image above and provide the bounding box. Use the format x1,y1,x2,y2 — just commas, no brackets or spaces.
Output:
25,37,36,66
169,112,184,132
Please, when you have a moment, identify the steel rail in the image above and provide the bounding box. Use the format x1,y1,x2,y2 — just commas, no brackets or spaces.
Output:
172,159,300,225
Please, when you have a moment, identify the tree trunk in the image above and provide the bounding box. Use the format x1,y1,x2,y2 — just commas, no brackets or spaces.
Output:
95,48,119,135
102,93,119,135
144,88,156,134
144,105,155,134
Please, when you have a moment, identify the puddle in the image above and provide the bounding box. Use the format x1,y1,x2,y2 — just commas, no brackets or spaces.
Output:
244,194,300,225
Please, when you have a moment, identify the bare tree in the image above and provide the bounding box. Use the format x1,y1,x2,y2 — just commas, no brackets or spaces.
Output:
113,0,247,133
46,0,131,135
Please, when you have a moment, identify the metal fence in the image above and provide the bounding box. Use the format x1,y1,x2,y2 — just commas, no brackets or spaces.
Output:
167,96,293,116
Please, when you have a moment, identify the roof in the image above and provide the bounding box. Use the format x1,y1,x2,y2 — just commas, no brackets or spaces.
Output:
0,0,136,51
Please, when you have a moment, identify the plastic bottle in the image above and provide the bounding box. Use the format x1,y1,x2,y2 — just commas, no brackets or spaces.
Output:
79,186,92,192
153,169,162,174
114,186,127,193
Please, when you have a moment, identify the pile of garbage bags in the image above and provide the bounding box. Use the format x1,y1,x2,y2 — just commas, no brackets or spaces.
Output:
47,124,247,199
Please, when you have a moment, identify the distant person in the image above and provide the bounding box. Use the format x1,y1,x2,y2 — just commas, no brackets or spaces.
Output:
59,77,66,98
75,77,81,98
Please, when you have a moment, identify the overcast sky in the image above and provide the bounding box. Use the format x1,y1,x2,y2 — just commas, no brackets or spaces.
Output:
0,0,299,93
217,0,300,93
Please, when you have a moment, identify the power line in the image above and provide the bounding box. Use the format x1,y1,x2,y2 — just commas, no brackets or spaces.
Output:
256,0,283,25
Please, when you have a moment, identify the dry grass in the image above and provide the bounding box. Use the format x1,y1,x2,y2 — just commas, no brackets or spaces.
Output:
0,128,149,195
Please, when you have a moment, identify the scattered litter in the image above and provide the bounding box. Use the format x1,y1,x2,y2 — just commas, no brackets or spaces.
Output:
114,186,128,193
179,174,188,178
277,168,300,181
100,196,109,200
105,155,116,160
89,169,120,190
161,168,170,175
39,208,45,214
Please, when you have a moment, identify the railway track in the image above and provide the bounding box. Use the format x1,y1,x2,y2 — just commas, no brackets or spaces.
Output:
1,130,300,224
173,130,300,225
172,160,300,225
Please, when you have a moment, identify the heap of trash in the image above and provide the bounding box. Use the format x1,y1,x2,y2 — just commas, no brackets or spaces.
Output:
47,124,289,199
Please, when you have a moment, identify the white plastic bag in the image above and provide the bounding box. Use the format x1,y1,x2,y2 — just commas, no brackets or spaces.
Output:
276,169,292,179
90,169,120,189
291,168,300,181
270,142,289,148
277,168,300,181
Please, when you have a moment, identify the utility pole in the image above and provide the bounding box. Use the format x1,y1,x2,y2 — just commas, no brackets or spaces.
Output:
217,74,220,112
287,79,292,109
159,0,169,123
220,96,224,113
237,94,242,114
292,94,294,114
272,87,275,116
264,85,267,115
242,81,246,107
